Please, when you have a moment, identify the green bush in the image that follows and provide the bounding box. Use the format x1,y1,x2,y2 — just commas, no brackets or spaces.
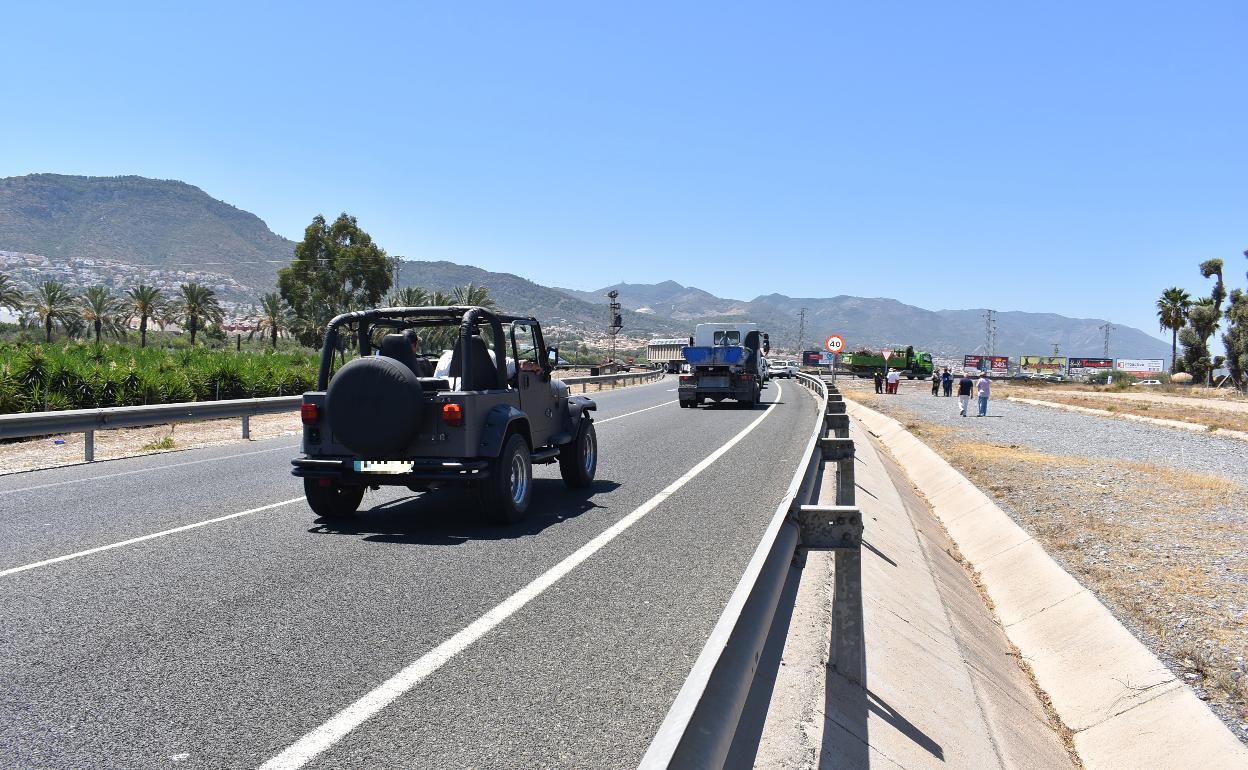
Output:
0,342,320,413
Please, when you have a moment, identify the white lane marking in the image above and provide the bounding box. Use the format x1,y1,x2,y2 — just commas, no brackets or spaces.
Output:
596,400,677,424
0,497,304,578
0,444,300,496
258,382,783,770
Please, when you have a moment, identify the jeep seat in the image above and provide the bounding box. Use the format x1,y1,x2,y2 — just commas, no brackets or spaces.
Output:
379,334,419,374
449,334,501,390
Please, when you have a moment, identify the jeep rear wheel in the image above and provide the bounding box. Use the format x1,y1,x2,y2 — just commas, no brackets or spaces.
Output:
479,433,532,524
304,478,364,519
559,419,597,488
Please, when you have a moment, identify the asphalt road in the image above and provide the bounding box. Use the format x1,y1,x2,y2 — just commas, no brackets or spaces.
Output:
1,376,818,769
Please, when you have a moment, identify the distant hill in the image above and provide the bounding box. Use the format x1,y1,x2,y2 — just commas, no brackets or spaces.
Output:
0,174,295,294
554,281,1171,360
394,261,681,338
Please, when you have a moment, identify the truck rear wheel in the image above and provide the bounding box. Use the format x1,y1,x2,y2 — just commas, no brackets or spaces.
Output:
478,433,532,524
304,478,364,519
559,419,597,488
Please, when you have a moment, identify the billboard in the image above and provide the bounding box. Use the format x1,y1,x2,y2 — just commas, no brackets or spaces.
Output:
803,350,822,366
1019,355,1068,374
1116,358,1164,377
1067,357,1114,378
965,355,1010,373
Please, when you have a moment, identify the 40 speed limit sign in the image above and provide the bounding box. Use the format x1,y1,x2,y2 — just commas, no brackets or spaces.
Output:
825,335,845,353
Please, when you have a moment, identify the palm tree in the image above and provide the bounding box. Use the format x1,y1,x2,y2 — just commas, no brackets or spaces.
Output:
452,282,495,308
79,286,127,344
387,286,429,307
176,283,224,345
254,292,291,349
28,280,78,342
1156,287,1191,373
0,272,25,313
126,284,164,348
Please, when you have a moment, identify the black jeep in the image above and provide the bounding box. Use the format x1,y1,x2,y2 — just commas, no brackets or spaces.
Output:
292,306,598,523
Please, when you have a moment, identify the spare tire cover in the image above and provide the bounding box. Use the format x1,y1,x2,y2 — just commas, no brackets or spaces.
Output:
326,356,424,457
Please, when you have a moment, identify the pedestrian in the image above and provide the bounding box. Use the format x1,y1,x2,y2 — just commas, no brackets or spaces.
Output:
976,370,992,417
873,368,884,394
956,371,974,416
941,368,953,397
930,370,940,396
886,367,901,394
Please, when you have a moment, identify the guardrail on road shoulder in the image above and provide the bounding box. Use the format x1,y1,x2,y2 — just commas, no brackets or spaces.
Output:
0,396,303,462
640,371,864,768
559,369,665,392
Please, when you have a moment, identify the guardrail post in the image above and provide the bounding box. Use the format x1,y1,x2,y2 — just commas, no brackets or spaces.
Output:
84,430,95,462
242,415,250,439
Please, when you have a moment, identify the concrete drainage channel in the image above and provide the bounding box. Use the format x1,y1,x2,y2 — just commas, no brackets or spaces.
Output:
640,373,869,768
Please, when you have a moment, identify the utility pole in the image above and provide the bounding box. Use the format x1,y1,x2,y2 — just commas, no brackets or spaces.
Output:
1052,342,1061,356
1099,323,1115,359
606,290,623,364
797,307,808,353
983,309,997,355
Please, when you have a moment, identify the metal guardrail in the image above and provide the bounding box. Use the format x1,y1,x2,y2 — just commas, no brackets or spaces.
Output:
559,369,666,392
639,373,863,769
0,369,666,463
0,397,303,461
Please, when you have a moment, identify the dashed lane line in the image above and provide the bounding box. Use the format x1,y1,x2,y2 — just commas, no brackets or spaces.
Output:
257,383,783,770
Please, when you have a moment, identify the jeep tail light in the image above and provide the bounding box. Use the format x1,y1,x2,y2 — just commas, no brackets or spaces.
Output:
300,403,319,424
441,403,464,427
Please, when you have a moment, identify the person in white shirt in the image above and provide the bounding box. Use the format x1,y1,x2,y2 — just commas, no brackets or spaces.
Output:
885,368,901,394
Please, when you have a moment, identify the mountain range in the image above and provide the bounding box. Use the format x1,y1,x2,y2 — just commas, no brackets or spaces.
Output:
0,173,1169,359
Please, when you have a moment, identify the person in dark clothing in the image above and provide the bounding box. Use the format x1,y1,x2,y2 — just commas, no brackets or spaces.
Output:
941,368,953,396
931,371,940,396
873,369,884,394
956,372,975,416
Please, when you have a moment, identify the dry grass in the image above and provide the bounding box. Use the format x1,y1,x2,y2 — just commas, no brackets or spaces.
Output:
998,389,1248,431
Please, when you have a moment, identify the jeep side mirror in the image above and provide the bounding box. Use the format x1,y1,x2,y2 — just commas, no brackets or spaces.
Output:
547,345,559,366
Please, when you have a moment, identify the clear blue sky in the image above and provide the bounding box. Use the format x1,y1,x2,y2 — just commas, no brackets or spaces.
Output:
4,1,1246,340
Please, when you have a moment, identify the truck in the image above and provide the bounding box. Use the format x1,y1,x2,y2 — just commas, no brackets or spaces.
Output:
843,346,933,379
678,323,770,408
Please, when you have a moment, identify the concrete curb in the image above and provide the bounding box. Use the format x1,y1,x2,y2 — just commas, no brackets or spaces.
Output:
1007,396,1248,443
845,398,1248,769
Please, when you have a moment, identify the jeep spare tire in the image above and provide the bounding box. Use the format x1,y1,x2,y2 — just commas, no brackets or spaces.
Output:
326,356,424,457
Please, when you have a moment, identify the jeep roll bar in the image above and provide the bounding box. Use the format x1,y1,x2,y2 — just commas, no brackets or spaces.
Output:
316,306,514,390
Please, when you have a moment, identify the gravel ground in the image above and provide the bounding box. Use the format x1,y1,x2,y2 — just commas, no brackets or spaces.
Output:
841,377,1248,740
853,379,1248,484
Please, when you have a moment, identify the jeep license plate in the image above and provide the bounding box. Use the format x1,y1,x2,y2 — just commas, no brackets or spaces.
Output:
354,460,414,474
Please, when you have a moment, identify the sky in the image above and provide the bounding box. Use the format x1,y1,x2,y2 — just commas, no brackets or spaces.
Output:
3,1,1246,341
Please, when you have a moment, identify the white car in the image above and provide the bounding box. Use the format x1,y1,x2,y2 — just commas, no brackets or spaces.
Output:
1132,379,1163,386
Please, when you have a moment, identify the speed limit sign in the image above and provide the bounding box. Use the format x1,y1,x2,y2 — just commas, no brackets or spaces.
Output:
825,334,845,353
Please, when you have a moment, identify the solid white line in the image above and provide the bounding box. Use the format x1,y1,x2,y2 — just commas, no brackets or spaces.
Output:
0,497,305,578
0,444,300,496
258,383,784,770
596,400,677,424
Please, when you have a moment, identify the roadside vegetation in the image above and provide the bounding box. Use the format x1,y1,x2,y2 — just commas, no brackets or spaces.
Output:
1157,250,1247,390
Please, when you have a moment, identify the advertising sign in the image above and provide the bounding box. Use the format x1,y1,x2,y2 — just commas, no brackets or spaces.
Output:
803,350,822,366
1019,355,1068,374
1115,358,1164,377
820,351,836,366
1067,357,1114,378
964,355,1009,373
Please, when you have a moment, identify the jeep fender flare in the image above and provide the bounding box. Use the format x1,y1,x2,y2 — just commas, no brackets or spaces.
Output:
480,405,530,458
564,396,597,433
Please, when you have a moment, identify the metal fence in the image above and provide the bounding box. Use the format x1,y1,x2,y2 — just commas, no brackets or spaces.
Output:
639,373,863,769
0,369,667,462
